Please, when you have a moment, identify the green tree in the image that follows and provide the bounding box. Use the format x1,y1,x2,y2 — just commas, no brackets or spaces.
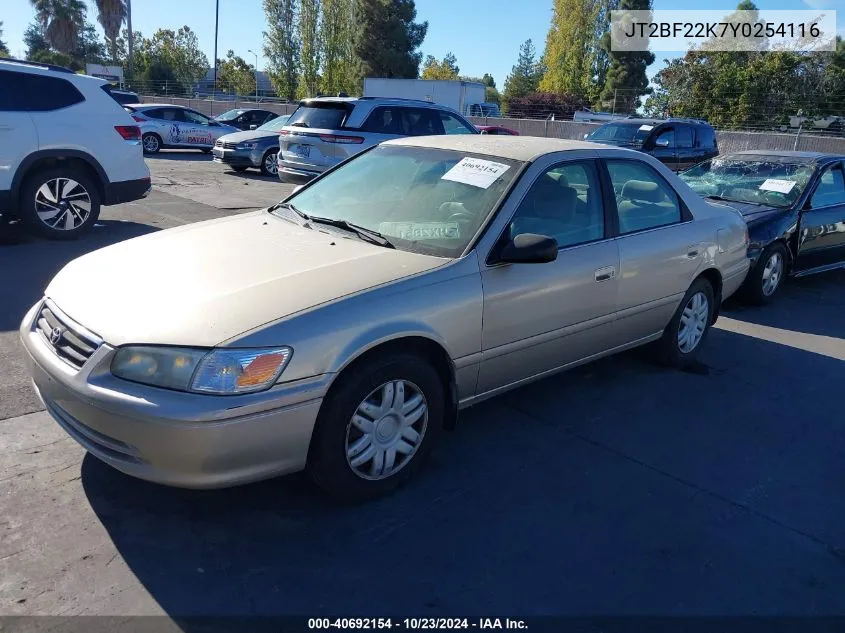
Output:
0,22,9,57
421,52,459,80
502,39,543,111
299,0,321,97
539,0,606,100
94,0,127,63
353,0,427,85
30,0,87,54
24,21,50,58
263,0,299,101
321,0,356,95
599,0,654,113
216,50,256,95
130,27,208,93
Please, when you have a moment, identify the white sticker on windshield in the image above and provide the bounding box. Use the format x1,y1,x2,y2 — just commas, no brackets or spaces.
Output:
441,157,510,189
638,124,654,132
379,222,461,241
759,179,796,194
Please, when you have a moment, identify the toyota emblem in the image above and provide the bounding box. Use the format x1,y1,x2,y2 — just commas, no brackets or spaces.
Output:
49,326,65,345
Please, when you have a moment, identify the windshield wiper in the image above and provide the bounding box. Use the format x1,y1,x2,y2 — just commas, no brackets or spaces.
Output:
288,122,309,128
269,201,311,225
306,215,395,248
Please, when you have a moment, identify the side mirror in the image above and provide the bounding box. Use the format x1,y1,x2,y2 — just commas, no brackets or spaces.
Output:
655,138,670,148
499,233,558,264
249,124,258,130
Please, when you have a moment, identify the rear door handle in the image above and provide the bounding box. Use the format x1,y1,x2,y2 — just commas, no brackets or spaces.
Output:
594,266,616,282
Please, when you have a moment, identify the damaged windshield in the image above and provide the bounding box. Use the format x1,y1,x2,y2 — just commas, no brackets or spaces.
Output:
680,157,814,208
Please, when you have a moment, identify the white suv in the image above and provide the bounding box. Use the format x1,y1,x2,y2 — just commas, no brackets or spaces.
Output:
0,58,151,239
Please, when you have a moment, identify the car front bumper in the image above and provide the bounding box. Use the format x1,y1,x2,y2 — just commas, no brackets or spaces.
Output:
20,300,327,489
212,146,262,168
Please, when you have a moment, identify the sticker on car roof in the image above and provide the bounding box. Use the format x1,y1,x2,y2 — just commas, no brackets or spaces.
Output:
378,222,461,241
441,157,510,189
759,179,796,194
638,124,654,131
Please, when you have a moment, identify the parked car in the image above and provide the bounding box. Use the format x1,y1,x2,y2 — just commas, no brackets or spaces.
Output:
125,103,239,154
573,109,629,123
213,108,279,131
276,96,478,184
22,136,749,501
476,125,519,136
680,150,845,304
0,58,151,239
585,118,718,172
212,115,290,176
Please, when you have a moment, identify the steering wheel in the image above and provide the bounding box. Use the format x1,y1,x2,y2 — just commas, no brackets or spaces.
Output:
448,211,474,224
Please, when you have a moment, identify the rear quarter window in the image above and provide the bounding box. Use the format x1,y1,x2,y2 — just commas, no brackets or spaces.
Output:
287,104,350,130
0,70,84,111
697,126,717,149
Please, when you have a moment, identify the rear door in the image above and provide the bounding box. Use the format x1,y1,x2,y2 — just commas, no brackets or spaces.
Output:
796,161,845,272
0,70,38,200
279,101,356,173
674,125,701,171
178,109,217,147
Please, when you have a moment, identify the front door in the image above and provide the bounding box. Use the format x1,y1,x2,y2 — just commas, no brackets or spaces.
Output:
478,159,621,395
796,162,845,272
179,109,216,147
649,127,679,171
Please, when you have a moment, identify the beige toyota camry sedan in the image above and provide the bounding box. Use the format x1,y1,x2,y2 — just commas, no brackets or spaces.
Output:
21,136,750,501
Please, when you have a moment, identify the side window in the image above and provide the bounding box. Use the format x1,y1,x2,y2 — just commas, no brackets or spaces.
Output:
653,128,675,148
361,107,408,134
150,108,178,121
407,108,444,136
675,125,694,149
0,72,84,112
440,112,475,135
182,109,210,125
508,161,605,249
809,165,845,209
606,160,683,234
697,126,716,149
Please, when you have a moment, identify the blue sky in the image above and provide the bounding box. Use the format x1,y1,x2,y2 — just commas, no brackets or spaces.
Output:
2,0,843,88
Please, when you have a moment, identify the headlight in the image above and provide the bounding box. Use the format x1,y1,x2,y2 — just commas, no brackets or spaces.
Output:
111,346,292,395
236,142,259,150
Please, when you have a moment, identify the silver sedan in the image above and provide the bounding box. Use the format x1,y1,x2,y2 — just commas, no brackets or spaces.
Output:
21,135,750,502
125,103,239,154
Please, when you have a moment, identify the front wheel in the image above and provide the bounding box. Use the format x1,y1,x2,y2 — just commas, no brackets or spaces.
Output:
260,149,279,177
652,278,714,369
307,354,444,502
743,242,788,305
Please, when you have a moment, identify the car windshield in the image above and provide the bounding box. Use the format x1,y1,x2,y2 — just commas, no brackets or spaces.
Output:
215,109,246,121
277,144,522,257
586,122,653,144
679,157,815,208
257,115,291,132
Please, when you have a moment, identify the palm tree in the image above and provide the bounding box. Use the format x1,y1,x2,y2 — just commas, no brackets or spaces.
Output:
94,0,126,63
30,0,86,54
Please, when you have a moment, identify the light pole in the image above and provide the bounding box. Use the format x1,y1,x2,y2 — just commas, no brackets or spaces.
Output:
212,0,219,99
247,49,258,102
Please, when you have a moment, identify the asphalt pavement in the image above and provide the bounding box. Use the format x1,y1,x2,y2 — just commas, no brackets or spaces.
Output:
1,152,845,619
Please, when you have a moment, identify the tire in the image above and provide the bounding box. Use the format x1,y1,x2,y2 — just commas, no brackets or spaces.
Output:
652,277,715,369
742,242,788,306
231,165,249,173
142,133,162,154
260,149,279,177
201,148,212,154
19,167,101,240
307,353,444,502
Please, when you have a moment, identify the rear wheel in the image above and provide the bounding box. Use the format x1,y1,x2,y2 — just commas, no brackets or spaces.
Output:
260,149,279,177
307,353,444,502
652,278,714,369
142,133,161,154
19,167,101,240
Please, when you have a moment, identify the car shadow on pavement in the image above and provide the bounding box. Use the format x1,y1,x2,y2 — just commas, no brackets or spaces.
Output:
80,327,845,620
0,220,160,332
146,151,212,161
721,270,845,340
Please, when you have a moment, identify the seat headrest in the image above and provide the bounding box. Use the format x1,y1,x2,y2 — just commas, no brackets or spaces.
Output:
622,180,662,203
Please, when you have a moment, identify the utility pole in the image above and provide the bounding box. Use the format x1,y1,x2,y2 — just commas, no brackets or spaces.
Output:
248,49,258,102
213,0,220,96
126,0,133,86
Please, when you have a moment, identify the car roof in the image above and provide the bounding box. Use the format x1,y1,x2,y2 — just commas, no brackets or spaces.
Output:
384,135,631,162
598,117,710,126
721,150,843,163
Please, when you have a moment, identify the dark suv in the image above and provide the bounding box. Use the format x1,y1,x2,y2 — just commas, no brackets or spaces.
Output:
585,118,718,171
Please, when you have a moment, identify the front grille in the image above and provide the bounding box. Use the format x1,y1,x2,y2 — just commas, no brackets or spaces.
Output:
35,302,101,370
221,141,239,150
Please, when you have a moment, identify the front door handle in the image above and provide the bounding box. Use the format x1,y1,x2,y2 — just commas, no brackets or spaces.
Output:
595,266,616,282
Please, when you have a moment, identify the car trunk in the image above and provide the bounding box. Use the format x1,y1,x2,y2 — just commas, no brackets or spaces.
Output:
278,101,360,173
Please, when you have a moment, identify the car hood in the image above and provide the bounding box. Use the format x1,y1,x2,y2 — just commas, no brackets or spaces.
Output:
217,129,278,144
705,199,790,223
45,212,448,347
